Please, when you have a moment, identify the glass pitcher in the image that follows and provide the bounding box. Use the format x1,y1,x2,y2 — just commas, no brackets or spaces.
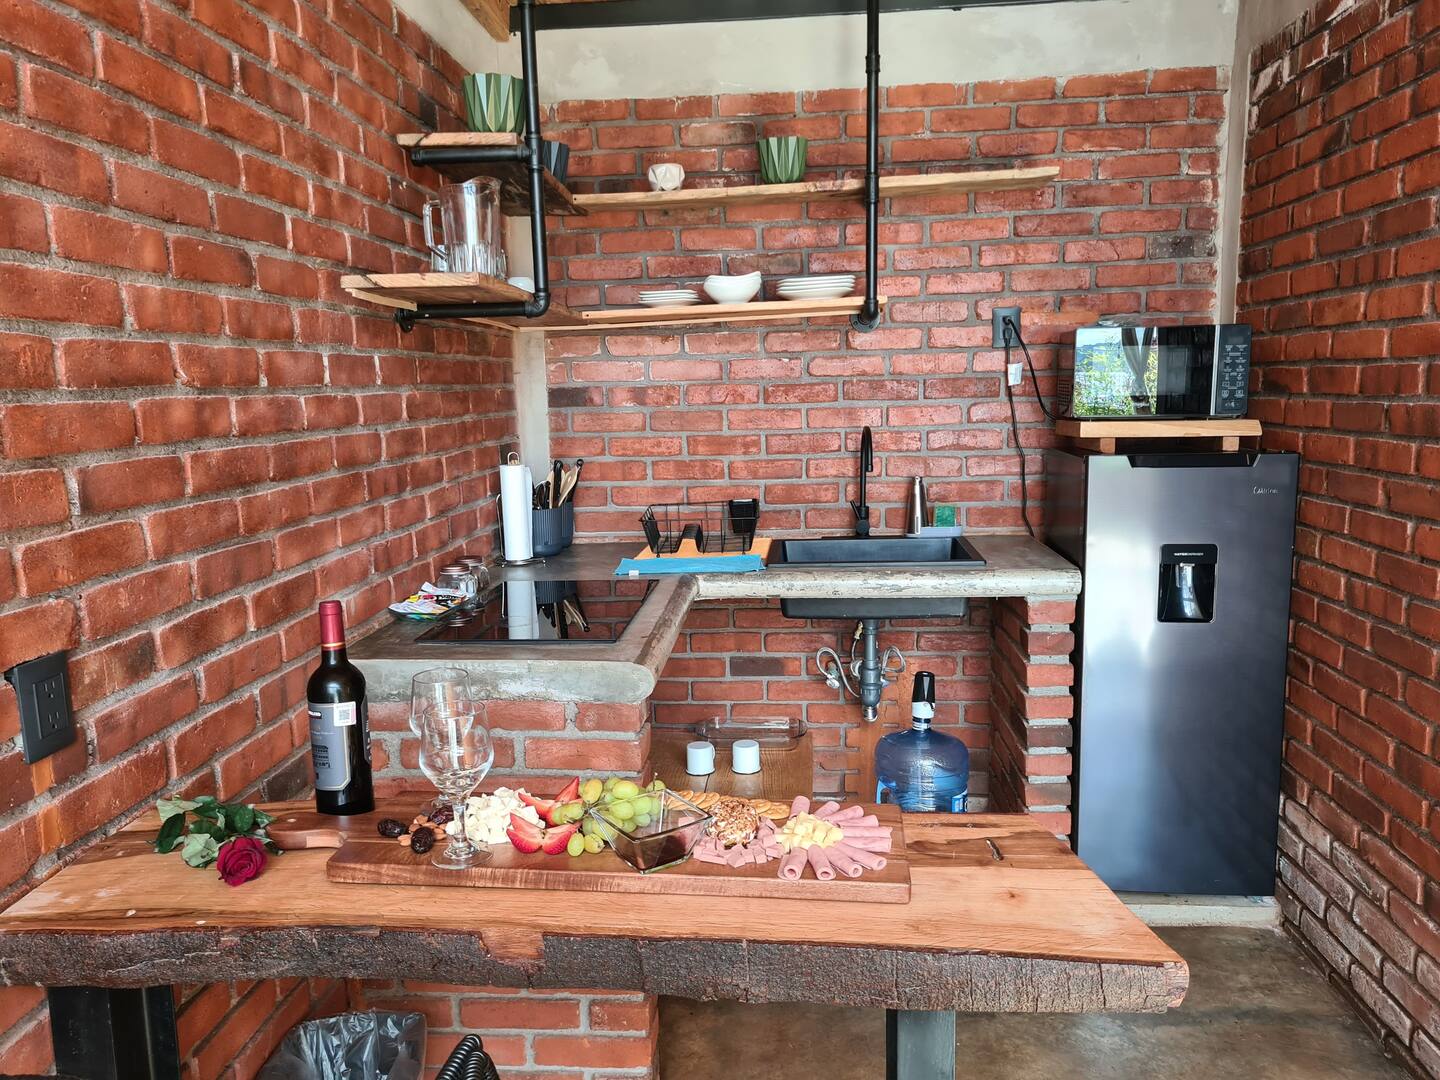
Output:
423,177,506,277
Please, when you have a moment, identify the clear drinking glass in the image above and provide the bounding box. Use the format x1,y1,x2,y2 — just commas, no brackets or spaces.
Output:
417,706,494,869
410,667,476,737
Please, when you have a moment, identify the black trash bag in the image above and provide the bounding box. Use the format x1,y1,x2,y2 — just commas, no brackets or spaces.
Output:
257,1011,426,1080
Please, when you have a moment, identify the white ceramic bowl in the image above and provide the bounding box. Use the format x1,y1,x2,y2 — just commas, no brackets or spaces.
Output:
702,272,763,304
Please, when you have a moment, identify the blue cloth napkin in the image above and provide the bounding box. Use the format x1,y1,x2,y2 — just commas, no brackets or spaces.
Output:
614,554,765,576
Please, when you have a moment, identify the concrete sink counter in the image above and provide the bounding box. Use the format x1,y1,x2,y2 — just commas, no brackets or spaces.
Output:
350,533,1080,704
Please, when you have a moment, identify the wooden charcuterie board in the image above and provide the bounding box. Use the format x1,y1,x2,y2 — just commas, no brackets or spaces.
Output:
271,804,910,903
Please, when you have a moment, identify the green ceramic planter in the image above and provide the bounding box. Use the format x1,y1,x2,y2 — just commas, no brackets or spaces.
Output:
757,136,808,184
463,73,525,134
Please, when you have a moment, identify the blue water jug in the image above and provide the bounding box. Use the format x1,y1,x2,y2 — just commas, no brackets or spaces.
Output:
875,670,969,812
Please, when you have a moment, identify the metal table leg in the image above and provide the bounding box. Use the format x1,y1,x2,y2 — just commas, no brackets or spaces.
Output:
47,986,180,1080
886,1009,956,1080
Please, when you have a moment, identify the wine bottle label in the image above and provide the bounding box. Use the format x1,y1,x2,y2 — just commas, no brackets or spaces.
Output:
309,701,363,791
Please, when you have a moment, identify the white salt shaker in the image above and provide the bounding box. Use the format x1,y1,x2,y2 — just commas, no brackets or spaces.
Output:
731,739,761,775
686,740,716,775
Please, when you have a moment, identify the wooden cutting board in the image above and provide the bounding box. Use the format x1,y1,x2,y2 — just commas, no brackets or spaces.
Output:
271,804,910,903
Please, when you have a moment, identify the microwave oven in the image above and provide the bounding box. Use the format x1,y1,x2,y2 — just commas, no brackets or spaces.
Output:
1058,323,1251,419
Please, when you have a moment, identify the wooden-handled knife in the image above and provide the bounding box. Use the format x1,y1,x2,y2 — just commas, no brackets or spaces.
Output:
266,811,346,851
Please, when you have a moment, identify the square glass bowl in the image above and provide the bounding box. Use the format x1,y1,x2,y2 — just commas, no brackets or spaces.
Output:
588,790,713,873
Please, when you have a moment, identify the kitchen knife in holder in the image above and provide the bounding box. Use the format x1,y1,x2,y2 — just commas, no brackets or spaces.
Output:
640,499,759,555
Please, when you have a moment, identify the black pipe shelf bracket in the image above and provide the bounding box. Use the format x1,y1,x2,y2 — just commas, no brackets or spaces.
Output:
399,0,886,334
853,0,882,333
397,0,552,332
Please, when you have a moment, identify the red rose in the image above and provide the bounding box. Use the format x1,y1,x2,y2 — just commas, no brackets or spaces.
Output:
216,836,268,887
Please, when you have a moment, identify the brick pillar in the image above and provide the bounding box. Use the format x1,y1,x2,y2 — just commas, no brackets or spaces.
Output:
368,697,657,1077
988,596,1075,837
356,983,658,1079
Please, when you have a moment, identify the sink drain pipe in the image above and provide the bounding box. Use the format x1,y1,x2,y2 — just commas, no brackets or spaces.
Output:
813,619,906,722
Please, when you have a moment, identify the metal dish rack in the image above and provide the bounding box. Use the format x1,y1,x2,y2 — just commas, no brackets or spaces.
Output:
640,499,759,555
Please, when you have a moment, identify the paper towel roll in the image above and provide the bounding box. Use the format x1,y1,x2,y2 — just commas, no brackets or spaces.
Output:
499,462,533,561
504,580,540,640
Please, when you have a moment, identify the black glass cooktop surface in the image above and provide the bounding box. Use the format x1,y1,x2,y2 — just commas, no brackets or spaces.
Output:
416,578,654,645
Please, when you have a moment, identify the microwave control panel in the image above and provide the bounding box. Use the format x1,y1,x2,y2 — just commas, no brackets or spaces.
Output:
1214,323,1251,416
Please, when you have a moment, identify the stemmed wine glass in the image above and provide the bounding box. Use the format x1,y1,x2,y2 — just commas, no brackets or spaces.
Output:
417,705,494,870
410,667,476,816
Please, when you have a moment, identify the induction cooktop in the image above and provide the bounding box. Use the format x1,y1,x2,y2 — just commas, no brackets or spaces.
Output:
416,578,654,645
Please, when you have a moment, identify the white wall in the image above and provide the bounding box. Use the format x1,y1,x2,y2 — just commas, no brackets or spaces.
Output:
534,0,1239,100
1216,0,1317,317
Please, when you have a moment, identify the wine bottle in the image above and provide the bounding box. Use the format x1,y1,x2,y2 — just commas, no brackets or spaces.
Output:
306,600,374,815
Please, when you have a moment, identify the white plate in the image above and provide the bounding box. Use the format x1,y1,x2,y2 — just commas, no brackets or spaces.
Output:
639,297,703,307
777,286,855,300
778,276,855,287
639,289,699,296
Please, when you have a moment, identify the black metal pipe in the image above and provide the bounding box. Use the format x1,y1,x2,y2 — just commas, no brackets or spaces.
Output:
517,0,551,320
397,0,550,331
851,0,882,333
409,146,528,166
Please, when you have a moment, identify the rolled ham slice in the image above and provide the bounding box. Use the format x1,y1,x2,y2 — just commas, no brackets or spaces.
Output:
806,845,837,881
826,805,867,823
826,847,865,878
849,814,880,827
836,843,886,871
788,795,810,818
778,847,808,880
839,835,892,853
812,800,842,819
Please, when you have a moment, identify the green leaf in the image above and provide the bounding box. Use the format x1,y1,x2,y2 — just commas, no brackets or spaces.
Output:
190,820,225,841
154,813,186,854
194,795,218,806
157,798,198,822
229,805,256,833
191,804,220,822
252,809,273,828
180,833,220,868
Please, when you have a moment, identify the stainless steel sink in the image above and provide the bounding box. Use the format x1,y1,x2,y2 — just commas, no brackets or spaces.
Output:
772,535,985,619
776,535,985,567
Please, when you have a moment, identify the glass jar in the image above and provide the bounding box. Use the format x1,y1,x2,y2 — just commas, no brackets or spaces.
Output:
458,557,492,596
436,563,480,609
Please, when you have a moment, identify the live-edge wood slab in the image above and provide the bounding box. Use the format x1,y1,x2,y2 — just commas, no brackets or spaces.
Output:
321,803,909,903
0,800,1188,1014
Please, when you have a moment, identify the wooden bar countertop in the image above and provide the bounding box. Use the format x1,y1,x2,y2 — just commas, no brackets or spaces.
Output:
0,801,1188,1014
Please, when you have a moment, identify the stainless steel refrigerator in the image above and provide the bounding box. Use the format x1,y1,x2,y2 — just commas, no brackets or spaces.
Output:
1045,450,1299,895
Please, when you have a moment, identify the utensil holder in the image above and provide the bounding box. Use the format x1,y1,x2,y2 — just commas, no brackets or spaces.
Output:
532,504,573,557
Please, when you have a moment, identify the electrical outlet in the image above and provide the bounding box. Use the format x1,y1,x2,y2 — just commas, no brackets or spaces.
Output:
991,305,1022,348
4,651,77,764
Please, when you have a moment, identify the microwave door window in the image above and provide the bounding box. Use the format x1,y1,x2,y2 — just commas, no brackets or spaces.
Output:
1156,325,1214,416
1075,331,1157,416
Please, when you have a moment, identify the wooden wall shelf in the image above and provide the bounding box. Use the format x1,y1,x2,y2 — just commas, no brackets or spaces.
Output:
1056,418,1263,454
399,133,585,217
341,272,883,334
340,272,579,328
573,166,1060,212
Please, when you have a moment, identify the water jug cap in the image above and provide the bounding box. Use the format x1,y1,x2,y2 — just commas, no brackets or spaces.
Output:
912,671,935,704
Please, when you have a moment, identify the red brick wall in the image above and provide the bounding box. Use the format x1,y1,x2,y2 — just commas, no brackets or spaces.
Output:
539,73,1221,804
0,0,514,1068
1238,0,1440,1072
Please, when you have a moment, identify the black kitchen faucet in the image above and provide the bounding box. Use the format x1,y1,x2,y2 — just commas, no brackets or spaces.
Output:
851,425,874,536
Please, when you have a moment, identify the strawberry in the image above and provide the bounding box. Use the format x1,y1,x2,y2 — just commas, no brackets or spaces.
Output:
517,790,558,822
540,822,579,856
505,812,544,854
552,777,581,805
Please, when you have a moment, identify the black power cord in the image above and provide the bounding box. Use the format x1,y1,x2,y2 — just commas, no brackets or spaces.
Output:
1001,316,1057,538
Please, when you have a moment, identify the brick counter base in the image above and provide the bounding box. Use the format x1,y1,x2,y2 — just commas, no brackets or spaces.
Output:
988,597,1076,837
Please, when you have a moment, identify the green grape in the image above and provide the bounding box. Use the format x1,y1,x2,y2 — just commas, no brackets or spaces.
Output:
580,817,596,836
583,833,604,854
634,813,652,828
611,800,635,821
612,780,640,800
580,778,604,805
647,778,666,792
566,832,585,858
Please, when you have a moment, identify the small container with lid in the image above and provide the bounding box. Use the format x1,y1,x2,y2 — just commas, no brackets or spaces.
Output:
436,563,480,609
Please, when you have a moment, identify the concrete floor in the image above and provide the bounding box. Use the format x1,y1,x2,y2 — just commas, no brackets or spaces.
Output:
659,928,1411,1079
